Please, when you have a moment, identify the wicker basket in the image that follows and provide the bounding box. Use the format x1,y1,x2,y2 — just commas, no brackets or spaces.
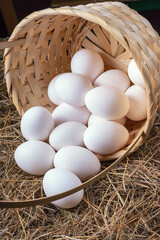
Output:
0,1,159,208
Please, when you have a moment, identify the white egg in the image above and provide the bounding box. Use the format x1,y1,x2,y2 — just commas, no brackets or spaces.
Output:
88,114,126,126
43,168,84,209
49,121,87,151
54,146,101,181
85,86,130,120
52,103,90,126
125,85,147,121
21,106,54,141
84,122,129,155
128,59,145,88
48,74,63,105
114,116,126,126
71,49,104,83
54,73,93,107
14,140,55,175
94,69,130,92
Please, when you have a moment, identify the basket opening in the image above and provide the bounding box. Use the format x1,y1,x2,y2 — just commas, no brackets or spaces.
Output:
6,14,147,160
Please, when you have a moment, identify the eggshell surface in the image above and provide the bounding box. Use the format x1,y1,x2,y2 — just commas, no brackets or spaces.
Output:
55,73,93,106
88,114,126,126
21,106,54,141
43,168,84,209
85,86,130,120
48,74,63,105
14,140,55,175
52,103,90,126
84,122,129,155
128,59,145,88
71,49,104,83
94,69,130,92
54,146,101,181
125,85,147,121
49,121,87,151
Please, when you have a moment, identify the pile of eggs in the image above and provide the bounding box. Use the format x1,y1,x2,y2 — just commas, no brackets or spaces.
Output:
14,49,147,209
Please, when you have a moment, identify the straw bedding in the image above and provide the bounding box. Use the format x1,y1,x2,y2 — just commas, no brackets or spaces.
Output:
0,48,160,239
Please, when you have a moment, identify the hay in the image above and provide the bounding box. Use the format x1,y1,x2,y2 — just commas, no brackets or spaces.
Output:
0,48,160,240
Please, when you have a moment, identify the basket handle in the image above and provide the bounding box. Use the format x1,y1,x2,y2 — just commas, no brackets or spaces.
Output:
0,129,145,209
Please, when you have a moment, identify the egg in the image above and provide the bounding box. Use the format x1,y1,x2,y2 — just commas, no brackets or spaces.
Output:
83,121,129,155
85,86,130,120
88,114,126,126
52,103,90,126
54,73,93,107
48,74,63,105
43,168,84,209
94,69,130,92
71,49,104,83
125,85,147,121
14,140,55,175
128,59,145,88
49,121,87,151
54,146,101,181
21,106,54,141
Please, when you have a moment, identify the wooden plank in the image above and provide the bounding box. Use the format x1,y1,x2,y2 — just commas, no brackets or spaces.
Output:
0,0,18,34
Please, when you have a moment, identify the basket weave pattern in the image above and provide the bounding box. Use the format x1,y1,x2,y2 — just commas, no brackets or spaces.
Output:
0,1,159,207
